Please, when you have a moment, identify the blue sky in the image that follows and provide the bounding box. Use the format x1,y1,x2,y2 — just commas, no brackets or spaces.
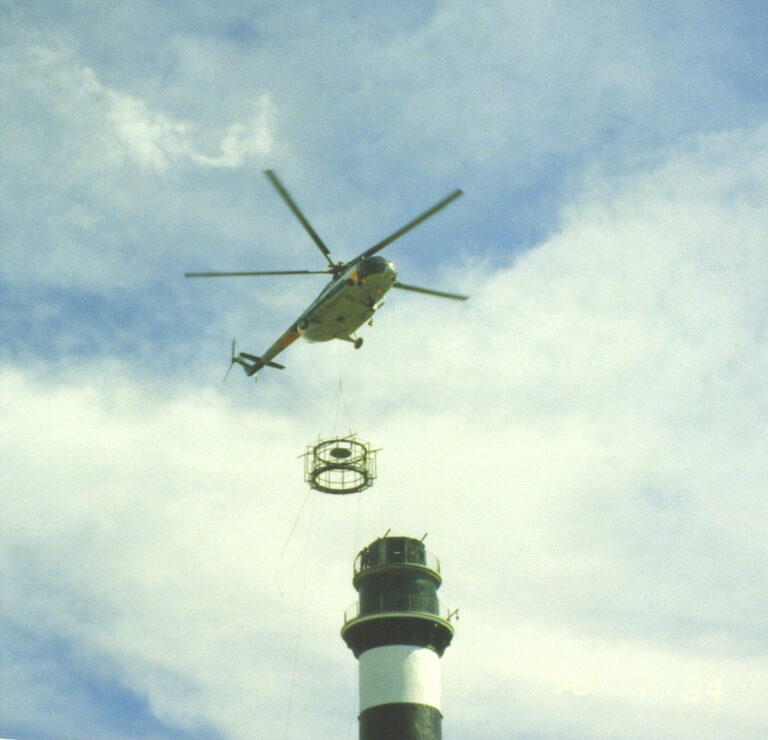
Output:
1,1,767,738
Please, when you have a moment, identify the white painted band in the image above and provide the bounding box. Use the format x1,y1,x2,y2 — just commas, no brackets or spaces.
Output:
359,645,441,712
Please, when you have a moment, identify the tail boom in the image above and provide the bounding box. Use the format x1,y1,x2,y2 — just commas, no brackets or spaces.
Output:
238,352,286,370
234,354,286,377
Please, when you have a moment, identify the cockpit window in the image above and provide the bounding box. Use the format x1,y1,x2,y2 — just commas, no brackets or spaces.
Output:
357,256,391,279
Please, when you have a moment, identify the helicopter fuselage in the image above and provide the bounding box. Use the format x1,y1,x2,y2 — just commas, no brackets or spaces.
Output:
298,256,397,342
185,169,465,381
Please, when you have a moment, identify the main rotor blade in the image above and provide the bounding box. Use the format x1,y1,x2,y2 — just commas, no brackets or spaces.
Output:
264,170,336,269
393,280,469,301
354,188,463,262
185,270,332,278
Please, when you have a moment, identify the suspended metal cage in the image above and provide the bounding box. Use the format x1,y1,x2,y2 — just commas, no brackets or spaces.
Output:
302,435,378,494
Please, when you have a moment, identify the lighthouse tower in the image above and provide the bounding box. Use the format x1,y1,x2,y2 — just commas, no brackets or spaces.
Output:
341,535,454,740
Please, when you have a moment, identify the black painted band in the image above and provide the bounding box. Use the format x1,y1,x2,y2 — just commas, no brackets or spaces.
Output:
359,702,442,740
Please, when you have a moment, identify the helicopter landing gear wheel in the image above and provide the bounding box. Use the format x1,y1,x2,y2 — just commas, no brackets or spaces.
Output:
354,337,363,350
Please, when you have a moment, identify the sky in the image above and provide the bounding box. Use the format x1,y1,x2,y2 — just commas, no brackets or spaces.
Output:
1,1,767,738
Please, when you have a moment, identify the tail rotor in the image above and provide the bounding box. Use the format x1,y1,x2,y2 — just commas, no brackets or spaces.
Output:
223,339,237,383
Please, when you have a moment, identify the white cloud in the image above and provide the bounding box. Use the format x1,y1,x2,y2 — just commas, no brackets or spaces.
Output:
3,119,767,738
104,89,275,171
2,3,767,738
0,33,281,291
104,89,192,170
190,98,276,169
0,36,274,174
0,366,360,737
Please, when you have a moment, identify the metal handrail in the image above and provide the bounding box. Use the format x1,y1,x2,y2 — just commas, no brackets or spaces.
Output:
353,548,441,576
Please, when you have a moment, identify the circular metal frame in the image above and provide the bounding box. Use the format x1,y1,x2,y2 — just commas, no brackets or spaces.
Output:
302,436,378,494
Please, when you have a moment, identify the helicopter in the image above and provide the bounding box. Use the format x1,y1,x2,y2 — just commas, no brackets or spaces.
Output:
185,170,467,381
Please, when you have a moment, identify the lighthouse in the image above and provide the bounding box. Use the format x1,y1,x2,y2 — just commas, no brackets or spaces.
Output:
341,535,455,740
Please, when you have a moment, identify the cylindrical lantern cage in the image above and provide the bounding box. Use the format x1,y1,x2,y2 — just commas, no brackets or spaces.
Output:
302,435,378,494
